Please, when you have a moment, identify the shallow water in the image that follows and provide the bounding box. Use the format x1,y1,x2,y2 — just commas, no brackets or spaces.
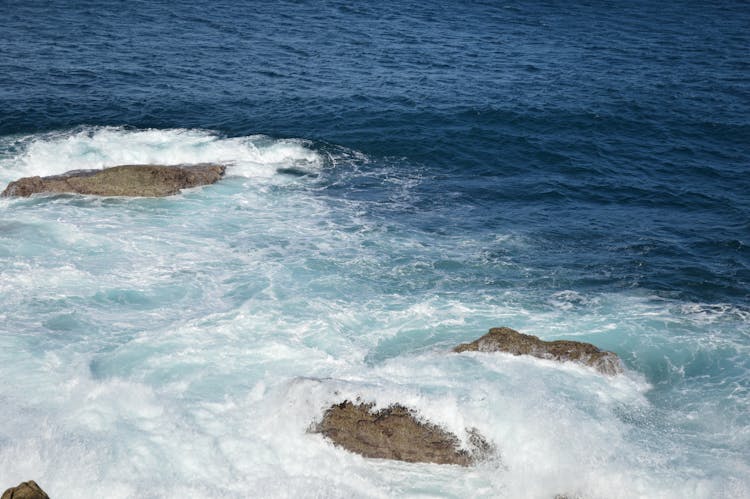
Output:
1,1,749,498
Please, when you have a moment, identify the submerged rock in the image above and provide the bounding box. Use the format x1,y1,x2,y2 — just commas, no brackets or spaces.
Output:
1,481,49,499
312,400,493,466
1,163,225,197
454,327,623,375
276,166,317,177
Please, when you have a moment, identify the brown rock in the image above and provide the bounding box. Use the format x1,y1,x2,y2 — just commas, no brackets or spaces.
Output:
312,400,493,466
454,327,623,375
1,480,49,499
1,163,225,197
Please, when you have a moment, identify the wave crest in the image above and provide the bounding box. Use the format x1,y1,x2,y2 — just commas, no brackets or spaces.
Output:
0,126,322,183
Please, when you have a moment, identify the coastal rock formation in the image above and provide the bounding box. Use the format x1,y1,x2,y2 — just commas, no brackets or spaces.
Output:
1,163,225,197
1,481,49,499
312,400,493,466
454,327,623,375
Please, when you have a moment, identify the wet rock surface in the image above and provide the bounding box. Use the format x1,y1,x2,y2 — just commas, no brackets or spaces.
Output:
454,327,623,375
313,400,493,466
1,163,225,197
1,481,49,499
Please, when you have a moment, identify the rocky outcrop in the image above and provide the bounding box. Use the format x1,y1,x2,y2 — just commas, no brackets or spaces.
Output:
1,163,225,197
312,400,493,466
454,327,623,375
1,481,49,499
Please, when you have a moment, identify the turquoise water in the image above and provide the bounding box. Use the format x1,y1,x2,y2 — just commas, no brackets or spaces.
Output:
1,1,749,497
1,128,747,498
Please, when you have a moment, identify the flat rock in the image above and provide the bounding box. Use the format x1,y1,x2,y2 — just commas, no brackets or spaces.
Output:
454,327,623,375
1,163,225,197
312,400,493,466
1,481,49,499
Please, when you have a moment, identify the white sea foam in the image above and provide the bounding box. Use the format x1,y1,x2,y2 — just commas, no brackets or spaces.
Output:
1,129,749,498
679,302,750,324
0,127,322,185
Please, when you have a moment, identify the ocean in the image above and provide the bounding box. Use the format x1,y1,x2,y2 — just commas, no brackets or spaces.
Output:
1,1,748,497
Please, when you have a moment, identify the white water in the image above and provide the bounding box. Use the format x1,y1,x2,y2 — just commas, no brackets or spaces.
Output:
0,127,321,183
1,128,748,498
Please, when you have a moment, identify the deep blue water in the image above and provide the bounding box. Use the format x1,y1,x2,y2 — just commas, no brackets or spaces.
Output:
1,1,749,497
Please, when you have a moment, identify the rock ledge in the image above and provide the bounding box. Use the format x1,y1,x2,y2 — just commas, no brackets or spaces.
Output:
1,163,225,197
1,480,49,499
312,400,493,466
454,327,623,375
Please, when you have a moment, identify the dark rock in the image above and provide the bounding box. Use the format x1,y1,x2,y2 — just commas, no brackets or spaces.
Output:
312,400,493,466
1,163,225,197
454,327,623,375
1,480,49,499
276,166,316,177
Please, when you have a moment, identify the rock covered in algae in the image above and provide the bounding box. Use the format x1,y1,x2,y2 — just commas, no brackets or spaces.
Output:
1,163,225,197
312,400,493,466
454,327,623,375
1,481,49,499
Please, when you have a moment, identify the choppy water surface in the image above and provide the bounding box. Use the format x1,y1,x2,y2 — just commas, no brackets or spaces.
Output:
1,1,749,498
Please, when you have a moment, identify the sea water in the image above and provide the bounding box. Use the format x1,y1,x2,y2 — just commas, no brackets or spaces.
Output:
1,2,748,498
